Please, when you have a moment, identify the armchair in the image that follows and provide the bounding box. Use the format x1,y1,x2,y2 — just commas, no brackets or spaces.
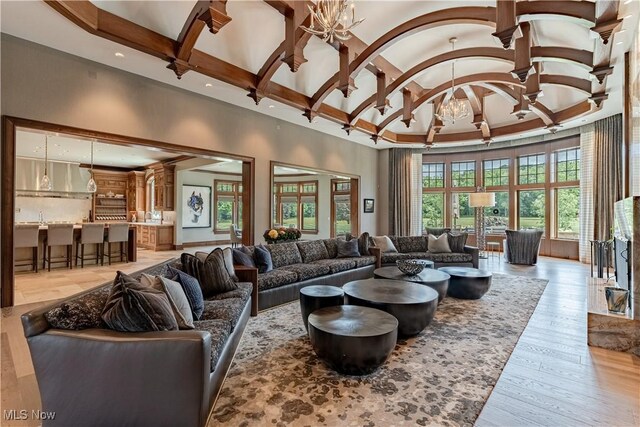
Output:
504,229,543,265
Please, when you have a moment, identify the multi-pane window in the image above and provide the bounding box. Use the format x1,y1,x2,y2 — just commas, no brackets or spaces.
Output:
484,191,509,234
273,181,318,232
518,154,546,184
451,193,474,231
422,193,444,228
214,181,242,232
483,159,509,187
518,190,545,230
451,161,476,187
331,180,351,237
555,148,580,182
423,163,445,188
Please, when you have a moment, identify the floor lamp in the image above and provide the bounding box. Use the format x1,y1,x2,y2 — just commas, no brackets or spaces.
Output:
469,190,495,259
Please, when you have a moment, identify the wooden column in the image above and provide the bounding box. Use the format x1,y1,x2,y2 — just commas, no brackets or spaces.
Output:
512,22,534,83
338,44,356,98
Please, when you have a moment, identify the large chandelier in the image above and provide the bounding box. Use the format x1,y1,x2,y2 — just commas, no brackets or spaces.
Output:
301,0,364,43
436,37,469,124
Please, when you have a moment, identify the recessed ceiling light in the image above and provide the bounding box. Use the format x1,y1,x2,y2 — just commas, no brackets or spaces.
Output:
623,14,632,19
617,41,624,45
268,105,275,109
624,0,632,4
205,83,213,87
115,52,125,58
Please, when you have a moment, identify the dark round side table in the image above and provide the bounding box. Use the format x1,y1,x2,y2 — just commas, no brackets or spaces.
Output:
299,285,345,331
374,266,450,303
438,267,492,299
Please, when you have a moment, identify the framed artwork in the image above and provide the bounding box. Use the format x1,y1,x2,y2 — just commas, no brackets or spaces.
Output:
182,184,211,228
364,198,375,213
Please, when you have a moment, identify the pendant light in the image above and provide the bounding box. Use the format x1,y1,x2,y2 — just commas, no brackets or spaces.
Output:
86,139,97,193
435,37,470,124
39,134,52,191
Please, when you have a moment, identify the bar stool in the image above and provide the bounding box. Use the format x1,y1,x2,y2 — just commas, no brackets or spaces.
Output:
76,223,105,268
43,224,74,271
15,224,40,273
103,223,129,265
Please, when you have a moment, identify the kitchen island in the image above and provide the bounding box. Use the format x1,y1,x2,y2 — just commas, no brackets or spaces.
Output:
129,223,175,251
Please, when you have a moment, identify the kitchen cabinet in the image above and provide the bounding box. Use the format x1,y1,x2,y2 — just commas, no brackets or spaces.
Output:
127,171,146,212
92,171,128,221
152,165,175,211
133,224,174,251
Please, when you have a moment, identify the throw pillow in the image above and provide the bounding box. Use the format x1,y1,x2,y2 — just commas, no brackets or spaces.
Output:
426,227,451,236
371,235,398,253
447,232,468,253
102,271,178,332
181,252,237,299
357,232,370,256
337,238,361,258
141,274,194,330
254,244,273,273
221,247,238,281
167,265,205,320
232,248,256,268
428,233,452,253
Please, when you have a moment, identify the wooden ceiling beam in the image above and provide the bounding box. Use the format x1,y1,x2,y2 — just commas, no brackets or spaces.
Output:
374,71,388,115
512,21,534,83
493,0,517,49
511,87,531,120
524,62,542,103
400,88,414,128
516,0,595,26
531,46,593,70
338,44,357,98
589,0,621,107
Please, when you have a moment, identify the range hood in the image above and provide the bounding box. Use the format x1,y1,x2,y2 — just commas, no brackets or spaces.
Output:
16,157,93,199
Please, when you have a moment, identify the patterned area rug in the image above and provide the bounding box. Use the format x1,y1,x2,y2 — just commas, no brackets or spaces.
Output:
210,273,547,426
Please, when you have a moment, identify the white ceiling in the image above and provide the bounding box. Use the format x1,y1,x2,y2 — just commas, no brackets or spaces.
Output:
2,0,639,149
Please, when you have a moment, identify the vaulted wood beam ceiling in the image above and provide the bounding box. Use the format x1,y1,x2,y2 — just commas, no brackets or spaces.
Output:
492,0,517,49
511,21,534,83
167,1,231,79
589,0,622,107
46,0,609,146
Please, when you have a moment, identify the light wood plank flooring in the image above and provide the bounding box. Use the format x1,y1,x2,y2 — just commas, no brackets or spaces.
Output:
2,255,639,426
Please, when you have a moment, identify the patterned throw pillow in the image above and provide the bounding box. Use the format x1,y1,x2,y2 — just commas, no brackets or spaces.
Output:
254,244,273,273
337,239,361,258
232,248,256,268
102,271,178,332
371,235,398,253
181,252,237,299
297,240,329,263
140,274,194,330
447,232,468,253
167,265,205,320
428,233,452,253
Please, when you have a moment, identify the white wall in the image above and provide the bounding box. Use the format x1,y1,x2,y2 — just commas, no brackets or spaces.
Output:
1,35,380,243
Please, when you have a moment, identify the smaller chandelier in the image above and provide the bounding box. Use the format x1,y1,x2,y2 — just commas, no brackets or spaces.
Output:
301,0,364,43
435,37,469,124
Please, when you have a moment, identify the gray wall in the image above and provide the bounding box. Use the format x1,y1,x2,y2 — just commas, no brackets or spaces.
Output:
1,35,380,243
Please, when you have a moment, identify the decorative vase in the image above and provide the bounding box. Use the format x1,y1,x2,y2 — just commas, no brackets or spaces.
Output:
604,286,629,314
396,259,428,276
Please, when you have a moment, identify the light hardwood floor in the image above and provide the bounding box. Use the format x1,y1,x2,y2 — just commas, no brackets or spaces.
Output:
2,255,639,426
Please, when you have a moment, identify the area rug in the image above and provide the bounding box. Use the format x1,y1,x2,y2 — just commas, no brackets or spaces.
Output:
210,273,547,426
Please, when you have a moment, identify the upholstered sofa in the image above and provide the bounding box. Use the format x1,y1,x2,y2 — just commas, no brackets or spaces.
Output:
373,235,479,269
236,237,380,312
21,258,253,427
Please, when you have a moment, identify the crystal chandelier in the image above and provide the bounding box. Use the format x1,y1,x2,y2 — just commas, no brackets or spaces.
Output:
301,0,364,43
40,134,52,191
436,38,469,124
86,139,97,193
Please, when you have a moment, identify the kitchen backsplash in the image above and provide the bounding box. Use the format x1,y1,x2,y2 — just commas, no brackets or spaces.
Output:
16,196,92,223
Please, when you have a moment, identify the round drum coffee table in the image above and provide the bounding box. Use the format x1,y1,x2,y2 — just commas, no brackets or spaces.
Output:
373,266,450,303
437,267,492,299
343,279,438,337
308,305,398,375
299,285,345,332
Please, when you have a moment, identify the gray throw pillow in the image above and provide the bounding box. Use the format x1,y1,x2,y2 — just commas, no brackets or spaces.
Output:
428,233,452,253
233,248,256,267
181,251,237,298
141,274,194,330
447,233,468,253
167,266,204,320
102,271,178,332
371,235,398,253
254,244,273,273
337,238,360,258
222,247,238,281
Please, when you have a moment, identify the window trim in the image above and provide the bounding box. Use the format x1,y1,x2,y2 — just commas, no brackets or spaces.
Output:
213,180,243,234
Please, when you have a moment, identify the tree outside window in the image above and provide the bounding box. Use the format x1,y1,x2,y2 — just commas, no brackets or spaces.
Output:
273,181,318,232
422,163,445,230
214,181,242,232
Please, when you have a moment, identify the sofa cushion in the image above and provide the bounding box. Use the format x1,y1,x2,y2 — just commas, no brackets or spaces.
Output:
323,239,340,258
337,239,360,258
254,245,273,273
233,247,256,268
102,272,178,332
426,227,451,236
351,255,377,268
201,298,246,331
257,269,299,291
297,240,329,263
311,258,356,274
167,266,205,320
44,287,110,330
394,236,427,253
447,233,468,253
208,282,253,303
267,242,303,268
279,263,331,282
430,252,473,263
371,235,398,253
428,234,452,253
192,319,231,372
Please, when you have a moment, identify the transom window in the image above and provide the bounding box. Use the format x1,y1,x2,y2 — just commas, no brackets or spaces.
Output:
422,163,445,188
451,161,476,188
483,159,509,187
555,148,580,182
518,154,546,184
